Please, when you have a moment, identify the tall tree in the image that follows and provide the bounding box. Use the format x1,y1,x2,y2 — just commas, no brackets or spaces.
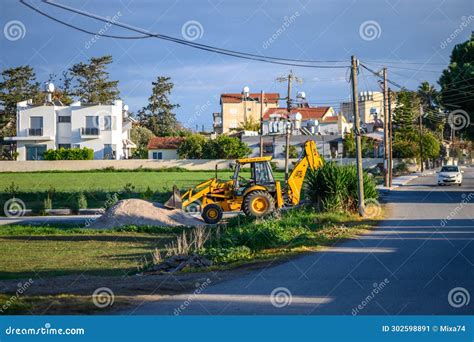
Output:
138,76,180,136
439,33,474,140
0,66,40,137
393,89,419,135
69,55,119,104
418,81,443,134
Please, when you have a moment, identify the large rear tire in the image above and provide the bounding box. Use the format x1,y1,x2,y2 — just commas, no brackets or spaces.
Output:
201,203,223,224
242,191,275,218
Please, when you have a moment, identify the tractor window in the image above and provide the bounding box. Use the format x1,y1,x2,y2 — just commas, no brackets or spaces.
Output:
253,162,274,185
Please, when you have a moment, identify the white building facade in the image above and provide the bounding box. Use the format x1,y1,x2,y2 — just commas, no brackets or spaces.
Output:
5,100,136,160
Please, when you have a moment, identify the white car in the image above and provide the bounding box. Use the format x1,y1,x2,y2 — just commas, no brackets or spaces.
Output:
437,165,463,186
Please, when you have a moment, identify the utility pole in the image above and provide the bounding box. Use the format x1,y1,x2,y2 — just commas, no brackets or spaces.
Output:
382,67,389,187
277,70,302,181
259,90,265,157
419,104,424,172
388,88,393,187
350,56,365,216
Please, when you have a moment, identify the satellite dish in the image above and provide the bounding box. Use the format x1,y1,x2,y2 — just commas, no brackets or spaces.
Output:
46,82,55,93
296,91,306,100
123,104,129,112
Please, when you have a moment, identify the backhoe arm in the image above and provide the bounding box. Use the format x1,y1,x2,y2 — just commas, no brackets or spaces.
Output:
286,140,323,206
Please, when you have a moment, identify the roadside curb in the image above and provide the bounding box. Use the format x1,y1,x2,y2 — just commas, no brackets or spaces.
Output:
376,170,436,192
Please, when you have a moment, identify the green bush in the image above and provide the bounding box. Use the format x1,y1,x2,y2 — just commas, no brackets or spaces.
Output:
74,192,88,212
43,147,94,160
104,192,119,210
42,195,52,212
202,246,252,264
305,162,378,212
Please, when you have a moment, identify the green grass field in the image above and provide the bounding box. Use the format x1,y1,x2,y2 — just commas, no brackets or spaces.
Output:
0,171,236,192
0,226,180,279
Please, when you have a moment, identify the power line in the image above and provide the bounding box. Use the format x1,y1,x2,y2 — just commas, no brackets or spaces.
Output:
23,0,349,69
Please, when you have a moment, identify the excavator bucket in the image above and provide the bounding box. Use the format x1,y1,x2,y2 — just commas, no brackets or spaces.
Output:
164,185,183,210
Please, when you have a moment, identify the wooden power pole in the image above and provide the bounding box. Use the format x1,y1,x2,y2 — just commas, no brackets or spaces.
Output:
382,67,389,187
277,70,301,181
351,56,365,216
259,90,265,157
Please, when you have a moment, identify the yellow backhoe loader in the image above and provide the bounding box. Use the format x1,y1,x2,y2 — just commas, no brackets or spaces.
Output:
164,140,323,224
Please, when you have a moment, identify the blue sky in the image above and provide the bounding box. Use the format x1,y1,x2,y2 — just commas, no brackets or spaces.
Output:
1,0,473,130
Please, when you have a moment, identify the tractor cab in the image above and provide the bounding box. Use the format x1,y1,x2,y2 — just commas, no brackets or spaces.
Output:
232,156,276,195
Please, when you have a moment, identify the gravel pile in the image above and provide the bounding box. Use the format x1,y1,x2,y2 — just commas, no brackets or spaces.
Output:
88,199,203,229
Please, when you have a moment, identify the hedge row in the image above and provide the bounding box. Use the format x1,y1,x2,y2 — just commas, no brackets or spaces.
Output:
43,147,94,160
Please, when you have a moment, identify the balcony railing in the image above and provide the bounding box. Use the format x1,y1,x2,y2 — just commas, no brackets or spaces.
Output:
28,128,43,136
81,127,100,136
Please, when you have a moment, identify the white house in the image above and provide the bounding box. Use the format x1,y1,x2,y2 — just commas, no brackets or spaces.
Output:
5,99,136,160
147,136,184,160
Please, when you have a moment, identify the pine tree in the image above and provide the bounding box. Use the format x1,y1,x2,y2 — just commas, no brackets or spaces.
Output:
138,76,180,136
0,66,40,137
69,55,119,104
393,89,419,135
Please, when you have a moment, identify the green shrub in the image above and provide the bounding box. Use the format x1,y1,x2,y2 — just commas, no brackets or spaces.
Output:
202,246,252,264
42,195,52,212
104,192,119,210
43,147,94,160
142,186,154,200
75,192,88,212
305,162,378,212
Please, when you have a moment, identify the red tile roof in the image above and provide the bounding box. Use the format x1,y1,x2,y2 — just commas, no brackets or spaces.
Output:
263,107,332,120
221,93,280,104
147,137,184,149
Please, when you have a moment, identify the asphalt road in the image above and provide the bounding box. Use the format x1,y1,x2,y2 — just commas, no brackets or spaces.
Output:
123,167,474,315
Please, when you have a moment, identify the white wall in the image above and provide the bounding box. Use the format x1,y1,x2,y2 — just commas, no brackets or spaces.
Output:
148,149,179,160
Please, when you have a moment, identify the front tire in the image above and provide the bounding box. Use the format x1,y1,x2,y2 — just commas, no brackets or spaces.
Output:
242,191,275,218
201,204,223,224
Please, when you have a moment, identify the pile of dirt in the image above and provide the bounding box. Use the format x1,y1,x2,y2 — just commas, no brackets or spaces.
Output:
88,199,204,229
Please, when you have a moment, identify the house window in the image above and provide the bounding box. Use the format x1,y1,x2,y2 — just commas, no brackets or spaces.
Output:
104,116,116,130
26,145,46,160
58,116,71,123
58,144,71,149
29,116,43,136
152,152,163,160
72,144,81,149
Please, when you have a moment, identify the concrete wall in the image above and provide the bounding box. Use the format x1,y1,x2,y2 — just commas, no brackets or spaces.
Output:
0,158,385,172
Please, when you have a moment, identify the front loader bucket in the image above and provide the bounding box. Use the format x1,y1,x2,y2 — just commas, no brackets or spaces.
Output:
164,185,183,210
